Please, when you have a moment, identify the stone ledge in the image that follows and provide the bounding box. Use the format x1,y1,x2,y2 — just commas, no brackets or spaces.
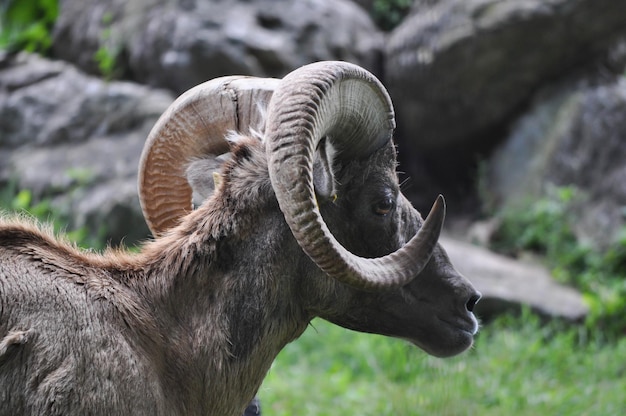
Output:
441,236,589,322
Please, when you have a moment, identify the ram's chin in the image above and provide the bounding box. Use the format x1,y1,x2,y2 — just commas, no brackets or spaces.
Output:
406,326,476,358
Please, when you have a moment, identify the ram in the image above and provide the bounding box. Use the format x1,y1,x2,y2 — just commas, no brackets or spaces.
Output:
0,61,480,416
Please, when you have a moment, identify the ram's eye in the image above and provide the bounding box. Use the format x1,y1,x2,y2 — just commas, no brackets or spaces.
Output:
373,197,395,216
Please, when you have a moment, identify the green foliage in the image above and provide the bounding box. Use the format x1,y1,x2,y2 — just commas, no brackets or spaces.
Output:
0,180,105,250
261,315,626,415
491,186,626,339
371,0,412,31
93,12,119,80
491,186,579,259
65,167,96,187
93,45,117,80
0,0,58,53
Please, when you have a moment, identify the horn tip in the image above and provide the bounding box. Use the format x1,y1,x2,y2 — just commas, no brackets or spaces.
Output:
434,194,446,211
430,194,446,228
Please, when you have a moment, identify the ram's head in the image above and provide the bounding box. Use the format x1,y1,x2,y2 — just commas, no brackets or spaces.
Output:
138,61,480,357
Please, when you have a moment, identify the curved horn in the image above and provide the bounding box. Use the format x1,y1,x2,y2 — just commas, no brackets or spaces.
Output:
139,76,279,236
265,61,445,291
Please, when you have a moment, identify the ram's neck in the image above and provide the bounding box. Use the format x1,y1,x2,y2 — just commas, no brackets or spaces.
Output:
135,202,310,415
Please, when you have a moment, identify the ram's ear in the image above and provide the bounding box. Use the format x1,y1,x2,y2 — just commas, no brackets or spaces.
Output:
186,154,232,208
313,137,337,202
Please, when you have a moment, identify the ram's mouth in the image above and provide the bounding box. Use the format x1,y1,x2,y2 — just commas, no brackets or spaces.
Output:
440,314,479,337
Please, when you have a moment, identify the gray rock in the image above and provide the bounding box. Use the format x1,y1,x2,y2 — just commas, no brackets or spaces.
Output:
52,0,384,94
386,0,626,151
0,53,174,245
486,78,626,249
442,236,588,321
0,53,171,148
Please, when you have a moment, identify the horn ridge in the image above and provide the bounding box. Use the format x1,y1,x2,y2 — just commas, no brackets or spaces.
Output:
138,76,280,236
266,61,443,290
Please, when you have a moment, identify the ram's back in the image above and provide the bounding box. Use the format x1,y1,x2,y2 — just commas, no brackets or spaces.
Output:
0,219,167,416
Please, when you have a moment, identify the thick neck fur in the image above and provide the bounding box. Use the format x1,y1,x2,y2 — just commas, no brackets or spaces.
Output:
0,138,310,415
134,137,310,413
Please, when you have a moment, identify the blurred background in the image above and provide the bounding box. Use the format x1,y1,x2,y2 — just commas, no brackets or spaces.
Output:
1,0,626,414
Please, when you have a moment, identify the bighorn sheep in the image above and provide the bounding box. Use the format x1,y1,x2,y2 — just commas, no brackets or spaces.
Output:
0,61,480,416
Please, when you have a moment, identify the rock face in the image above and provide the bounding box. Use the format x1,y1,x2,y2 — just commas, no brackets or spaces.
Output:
386,0,626,151
383,0,626,214
487,78,626,249
52,0,384,94
0,53,173,244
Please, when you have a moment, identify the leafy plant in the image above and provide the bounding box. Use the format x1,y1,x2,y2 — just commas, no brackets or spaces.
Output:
491,186,626,339
490,186,580,259
93,12,120,80
0,0,58,53
65,167,96,188
371,0,413,31
0,180,105,250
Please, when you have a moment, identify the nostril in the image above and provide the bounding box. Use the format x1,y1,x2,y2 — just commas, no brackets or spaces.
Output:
466,292,481,313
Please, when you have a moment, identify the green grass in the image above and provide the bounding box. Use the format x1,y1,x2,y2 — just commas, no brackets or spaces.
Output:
260,314,626,415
